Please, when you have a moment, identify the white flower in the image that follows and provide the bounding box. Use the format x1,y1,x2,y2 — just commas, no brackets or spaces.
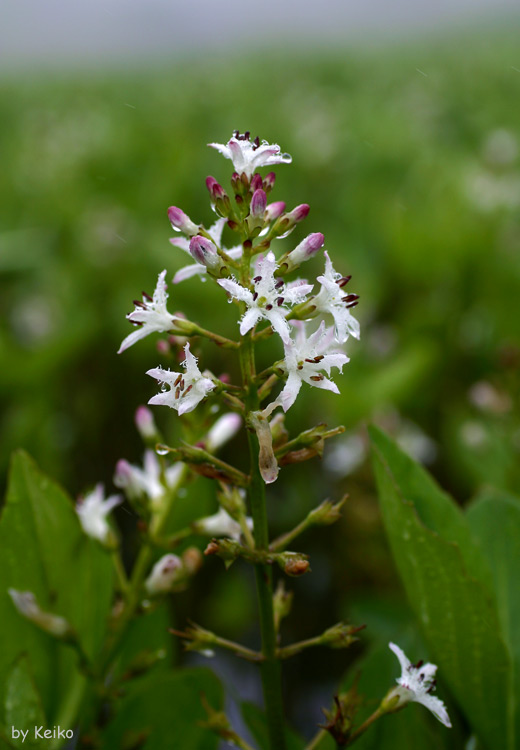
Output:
313,252,360,344
114,450,184,508
118,270,177,353
76,484,122,544
193,508,252,541
8,589,71,638
218,252,313,344
145,554,183,595
208,132,292,178
147,343,215,414
386,642,451,728
171,218,243,284
279,321,349,412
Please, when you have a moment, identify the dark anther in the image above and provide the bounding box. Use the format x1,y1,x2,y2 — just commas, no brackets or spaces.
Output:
183,384,193,396
338,276,352,287
174,374,183,387
253,135,260,150
342,294,359,304
276,297,284,306
252,292,258,302
233,130,240,138
142,291,153,302
346,300,359,308
175,387,181,400
253,275,262,283
133,300,146,309
265,304,273,311
275,279,284,289
310,375,324,381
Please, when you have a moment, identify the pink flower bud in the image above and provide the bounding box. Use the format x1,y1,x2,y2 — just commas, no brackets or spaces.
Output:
250,188,267,218
287,203,310,223
135,406,157,439
167,206,199,236
263,172,276,190
265,201,286,221
250,173,263,191
189,235,219,269
205,176,225,200
286,232,325,268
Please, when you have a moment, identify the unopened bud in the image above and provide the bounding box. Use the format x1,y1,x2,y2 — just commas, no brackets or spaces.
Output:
322,621,364,649
250,188,267,218
8,590,72,639
205,176,225,200
206,413,242,452
273,203,310,237
265,201,286,222
189,235,221,271
167,206,199,236
307,496,347,526
134,406,159,441
263,172,276,191
283,232,324,272
250,173,263,191
145,554,183,595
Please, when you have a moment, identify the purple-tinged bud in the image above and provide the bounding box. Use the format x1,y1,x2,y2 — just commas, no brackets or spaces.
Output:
206,175,226,200
263,172,276,191
250,173,263,192
265,201,286,221
189,235,220,270
135,406,158,440
289,232,324,265
250,189,267,218
272,203,310,238
168,206,199,236
287,203,310,223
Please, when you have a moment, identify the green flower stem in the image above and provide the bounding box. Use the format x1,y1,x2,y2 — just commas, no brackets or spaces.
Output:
239,332,287,750
269,517,312,553
304,728,327,750
111,549,130,596
276,635,323,660
346,708,383,746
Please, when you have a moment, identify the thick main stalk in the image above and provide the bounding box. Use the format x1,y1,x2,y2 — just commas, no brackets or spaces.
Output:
240,334,286,750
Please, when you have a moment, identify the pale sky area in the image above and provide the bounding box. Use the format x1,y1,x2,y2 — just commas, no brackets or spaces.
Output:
1,0,518,70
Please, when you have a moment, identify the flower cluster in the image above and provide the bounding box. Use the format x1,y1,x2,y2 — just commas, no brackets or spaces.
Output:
118,131,360,419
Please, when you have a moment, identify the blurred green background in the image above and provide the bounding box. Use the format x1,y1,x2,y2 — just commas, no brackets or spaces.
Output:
1,22,520,738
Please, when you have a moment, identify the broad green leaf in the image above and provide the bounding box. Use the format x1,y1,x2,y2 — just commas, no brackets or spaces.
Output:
0,451,114,722
241,702,303,750
467,491,520,749
370,426,512,750
2,658,46,748
101,668,222,750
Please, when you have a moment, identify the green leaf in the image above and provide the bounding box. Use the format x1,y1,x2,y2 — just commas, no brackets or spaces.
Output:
467,491,520,749
3,657,46,748
101,668,222,750
0,451,114,722
369,426,512,750
241,702,303,750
